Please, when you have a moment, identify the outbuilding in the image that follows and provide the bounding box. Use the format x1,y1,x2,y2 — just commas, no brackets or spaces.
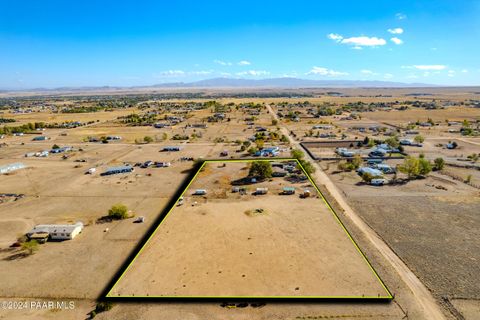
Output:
26,222,84,241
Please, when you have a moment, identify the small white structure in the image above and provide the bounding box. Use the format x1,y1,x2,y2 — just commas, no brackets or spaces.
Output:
255,187,268,195
0,162,26,174
26,222,84,241
371,178,387,186
86,167,96,174
193,189,207,195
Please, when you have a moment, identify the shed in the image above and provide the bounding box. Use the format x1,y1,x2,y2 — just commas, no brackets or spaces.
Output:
255,187,268,195
282,187,295,195
193,189,207,195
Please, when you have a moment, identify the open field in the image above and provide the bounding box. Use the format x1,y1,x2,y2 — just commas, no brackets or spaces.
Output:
0,89,479,319
109,160,390,298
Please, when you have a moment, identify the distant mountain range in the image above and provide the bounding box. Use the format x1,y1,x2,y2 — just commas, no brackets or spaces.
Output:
2,77,439,93
150,77,436,88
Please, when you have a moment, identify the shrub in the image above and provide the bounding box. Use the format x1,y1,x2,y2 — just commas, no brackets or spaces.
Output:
21,240,39,255
290,149,305,160
108,204,128,220
143,136,153,143
414,135,425,144
434,157,445,171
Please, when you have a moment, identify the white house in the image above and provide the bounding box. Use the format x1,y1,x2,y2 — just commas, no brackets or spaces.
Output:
27,222,84,241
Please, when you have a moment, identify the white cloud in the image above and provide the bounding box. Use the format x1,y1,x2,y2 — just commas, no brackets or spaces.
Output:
327,33,343,42
413,65,447,70
361,69,374,75
328,34,387,48
384,73,394,79
388,28,404,34
236,70,270,76
461,69,468,73
220,72,232,77
191,70,213,76
214,59,232,66
155,70,186,77
154,70,213,78
390,37,403,45
237,60,251,66
448,70,455,77
342,36,386,47
306,66,349,77
396,13,407,20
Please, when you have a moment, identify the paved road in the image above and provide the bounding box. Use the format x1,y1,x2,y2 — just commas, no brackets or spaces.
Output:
266,104,447,320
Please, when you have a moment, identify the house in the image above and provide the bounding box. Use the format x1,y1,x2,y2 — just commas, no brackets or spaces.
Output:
154,162,171,167
312,124,333,130
282,187,295,195
26,222,84,241
369,148,388,158
0,162,26,174
375,163,396,174
50,146,72,153
162,146,181,152
154,123,169,128
357,167,383,177
100,165,134,176
32,136,49,141
255,146,280,157
336,147,355,157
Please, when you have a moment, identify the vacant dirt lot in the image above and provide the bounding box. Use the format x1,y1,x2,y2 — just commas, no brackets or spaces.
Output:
109,161,390,298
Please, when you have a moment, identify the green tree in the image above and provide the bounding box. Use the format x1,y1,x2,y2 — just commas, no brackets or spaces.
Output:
385,136,399,148
418,158,432,176
143,136,154,143
21,240,39,255
434,157,445,171
255,139,264,149
108,204,129,220
247,146,258,155
271,119,278,126
298,159,316,175
351,154,362,169
414,135,425,144
290,149,305,160
361,172,374,183
397,156,420,179
249,161,273,180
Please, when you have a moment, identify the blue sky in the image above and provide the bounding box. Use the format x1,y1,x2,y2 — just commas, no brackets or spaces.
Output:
1,0,479,88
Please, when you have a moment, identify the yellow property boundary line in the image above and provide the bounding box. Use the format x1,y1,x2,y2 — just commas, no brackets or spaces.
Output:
105,158,393,300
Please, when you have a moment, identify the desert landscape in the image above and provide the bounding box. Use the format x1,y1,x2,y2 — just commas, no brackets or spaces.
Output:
0,86,478,319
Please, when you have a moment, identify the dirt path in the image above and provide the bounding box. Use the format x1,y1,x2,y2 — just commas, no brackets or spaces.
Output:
265,104,447,320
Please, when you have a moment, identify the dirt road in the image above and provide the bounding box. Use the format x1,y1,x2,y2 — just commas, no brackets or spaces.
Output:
265,104,447,320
